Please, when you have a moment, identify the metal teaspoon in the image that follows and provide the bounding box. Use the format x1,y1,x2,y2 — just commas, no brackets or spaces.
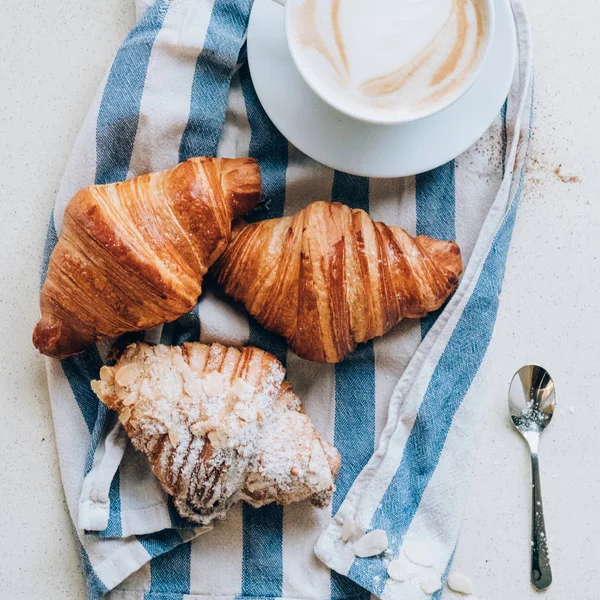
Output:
508,365,555,590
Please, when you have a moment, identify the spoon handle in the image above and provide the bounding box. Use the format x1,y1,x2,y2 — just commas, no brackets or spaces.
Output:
530,451,552,589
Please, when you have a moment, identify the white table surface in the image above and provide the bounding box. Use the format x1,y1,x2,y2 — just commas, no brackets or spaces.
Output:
1,1,598,598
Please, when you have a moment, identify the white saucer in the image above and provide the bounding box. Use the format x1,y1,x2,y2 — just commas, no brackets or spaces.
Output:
247,0,517,178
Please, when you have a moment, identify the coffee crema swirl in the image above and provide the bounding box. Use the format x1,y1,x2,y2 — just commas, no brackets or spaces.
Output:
291,0,489,120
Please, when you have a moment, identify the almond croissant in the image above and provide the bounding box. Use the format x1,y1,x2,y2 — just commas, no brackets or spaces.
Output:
214,201,463,363
34,157,261,359
92,342,340,524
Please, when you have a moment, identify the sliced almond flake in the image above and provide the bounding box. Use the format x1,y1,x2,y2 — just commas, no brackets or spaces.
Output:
171,352,188,371
190,422,205,436
90,380,102,396
207,430,222,447
99,365,114,383
231,377,254,399
115,363,139,387
420,575,442,595
387,559,415,582
447,572,474,595
354,530,388,558
233,402,248,421
122,395,136,406
403,541,435,567
341,514,356,542
119,406,131,425
202,371,224,396
168,427,180,448
183,379,203,398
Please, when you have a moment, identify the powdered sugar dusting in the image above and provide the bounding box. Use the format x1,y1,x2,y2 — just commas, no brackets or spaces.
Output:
91,342,340,524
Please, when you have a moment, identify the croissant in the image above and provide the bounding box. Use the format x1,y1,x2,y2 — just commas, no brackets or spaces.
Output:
33,157,261,359
92,342,340,523
214,201,463,363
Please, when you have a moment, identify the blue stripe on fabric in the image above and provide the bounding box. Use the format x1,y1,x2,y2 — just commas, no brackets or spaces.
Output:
431,546,456,600
105,470,122,536
145,542,192,598
239,502,283,598
58,0,171,554
61,349,104,435
83,405,123,537
160,310,202,347
237,57,289,600
80,543,108,600
139,530,185,558
332,172,373,600
347,174,524,595
240,60,288,224
40,213,58,287
179,0,253,161
95,0,171,185
415,160,456,339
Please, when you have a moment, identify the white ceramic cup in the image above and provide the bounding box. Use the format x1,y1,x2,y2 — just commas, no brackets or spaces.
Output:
270,0,496,126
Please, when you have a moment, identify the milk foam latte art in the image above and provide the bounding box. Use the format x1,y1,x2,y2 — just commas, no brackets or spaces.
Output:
288,0,491,122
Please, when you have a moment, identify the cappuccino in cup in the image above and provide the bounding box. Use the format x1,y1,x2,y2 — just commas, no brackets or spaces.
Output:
287,0,493,123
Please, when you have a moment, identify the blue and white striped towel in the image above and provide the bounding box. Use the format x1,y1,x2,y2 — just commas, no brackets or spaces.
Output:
41,0,533,598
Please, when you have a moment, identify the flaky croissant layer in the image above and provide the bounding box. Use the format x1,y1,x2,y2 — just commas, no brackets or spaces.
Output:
215,201,463,363
92,343,340,524
34,157,261,359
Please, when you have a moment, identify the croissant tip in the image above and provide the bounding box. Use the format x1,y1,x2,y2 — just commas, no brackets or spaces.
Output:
32,317,87,359
416,236,463,280
220,158,262,219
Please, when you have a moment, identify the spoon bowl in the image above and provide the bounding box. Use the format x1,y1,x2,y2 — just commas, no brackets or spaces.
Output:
509,365,556,440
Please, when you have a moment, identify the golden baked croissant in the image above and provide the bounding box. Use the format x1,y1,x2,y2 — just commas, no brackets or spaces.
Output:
92,342,340,523
214,201,463,363
33,157,261,359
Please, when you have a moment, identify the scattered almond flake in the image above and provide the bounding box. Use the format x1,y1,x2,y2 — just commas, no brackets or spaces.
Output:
341,514,356,542
354,530,388,558
403,541,435,566
568,406,577,414
207,430,222,447
420,574,442,595
202,371,224,396
119,406,131,425
115,363,139,387
447,572,474,595
387,559,415,582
